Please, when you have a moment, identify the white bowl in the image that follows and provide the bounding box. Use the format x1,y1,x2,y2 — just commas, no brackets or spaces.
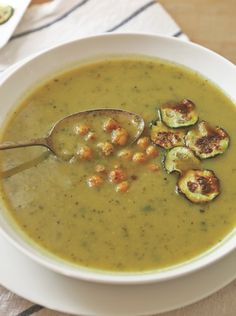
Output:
0,33,236,284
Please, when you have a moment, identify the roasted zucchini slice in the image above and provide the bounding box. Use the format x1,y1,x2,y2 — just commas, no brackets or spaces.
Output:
185,121,229,159
164,146,200,173
178,169,220,203
150,121,185,149
0,5,14,25
160,99,198,128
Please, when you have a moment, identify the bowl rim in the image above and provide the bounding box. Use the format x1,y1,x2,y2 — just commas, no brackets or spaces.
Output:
0,32,236,285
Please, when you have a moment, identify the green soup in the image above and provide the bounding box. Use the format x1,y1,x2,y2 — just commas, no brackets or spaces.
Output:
1,57,236,272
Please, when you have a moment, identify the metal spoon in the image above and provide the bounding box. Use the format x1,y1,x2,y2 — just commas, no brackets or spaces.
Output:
0,109,145,156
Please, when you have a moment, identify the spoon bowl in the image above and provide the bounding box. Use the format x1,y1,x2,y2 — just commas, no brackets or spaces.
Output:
0,108,145,158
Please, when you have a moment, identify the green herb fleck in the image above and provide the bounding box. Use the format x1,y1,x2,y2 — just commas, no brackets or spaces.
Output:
142,205,155,212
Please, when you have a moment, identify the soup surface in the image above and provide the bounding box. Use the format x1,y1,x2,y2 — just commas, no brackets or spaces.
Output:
1,57,236,272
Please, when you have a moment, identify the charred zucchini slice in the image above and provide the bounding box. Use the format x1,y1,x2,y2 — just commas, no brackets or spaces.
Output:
164,146,200,173
160,99,198,128
185,121,229,159
0,5,14,25
150,121,185,149
178,169,220,203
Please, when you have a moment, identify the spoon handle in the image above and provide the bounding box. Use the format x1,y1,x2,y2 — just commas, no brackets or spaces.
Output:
0,137,49,150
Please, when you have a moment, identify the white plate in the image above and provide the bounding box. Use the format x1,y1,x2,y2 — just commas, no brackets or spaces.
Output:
1,232,236,315
0,0,31,49
0,36,236,314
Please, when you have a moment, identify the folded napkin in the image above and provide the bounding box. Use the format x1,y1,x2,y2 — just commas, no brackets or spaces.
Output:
0,0,188,72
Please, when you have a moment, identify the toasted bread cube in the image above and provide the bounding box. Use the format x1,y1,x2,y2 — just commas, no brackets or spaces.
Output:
115,181,129,193
146,145,159,158
111,127,129,146
97,142,114,156
103,118,120,132
117,149,133,161
87,175,104,187
137,137,150,150
132,152,146,163
108,168,127,183
77,146,93,160
75,124,90,135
